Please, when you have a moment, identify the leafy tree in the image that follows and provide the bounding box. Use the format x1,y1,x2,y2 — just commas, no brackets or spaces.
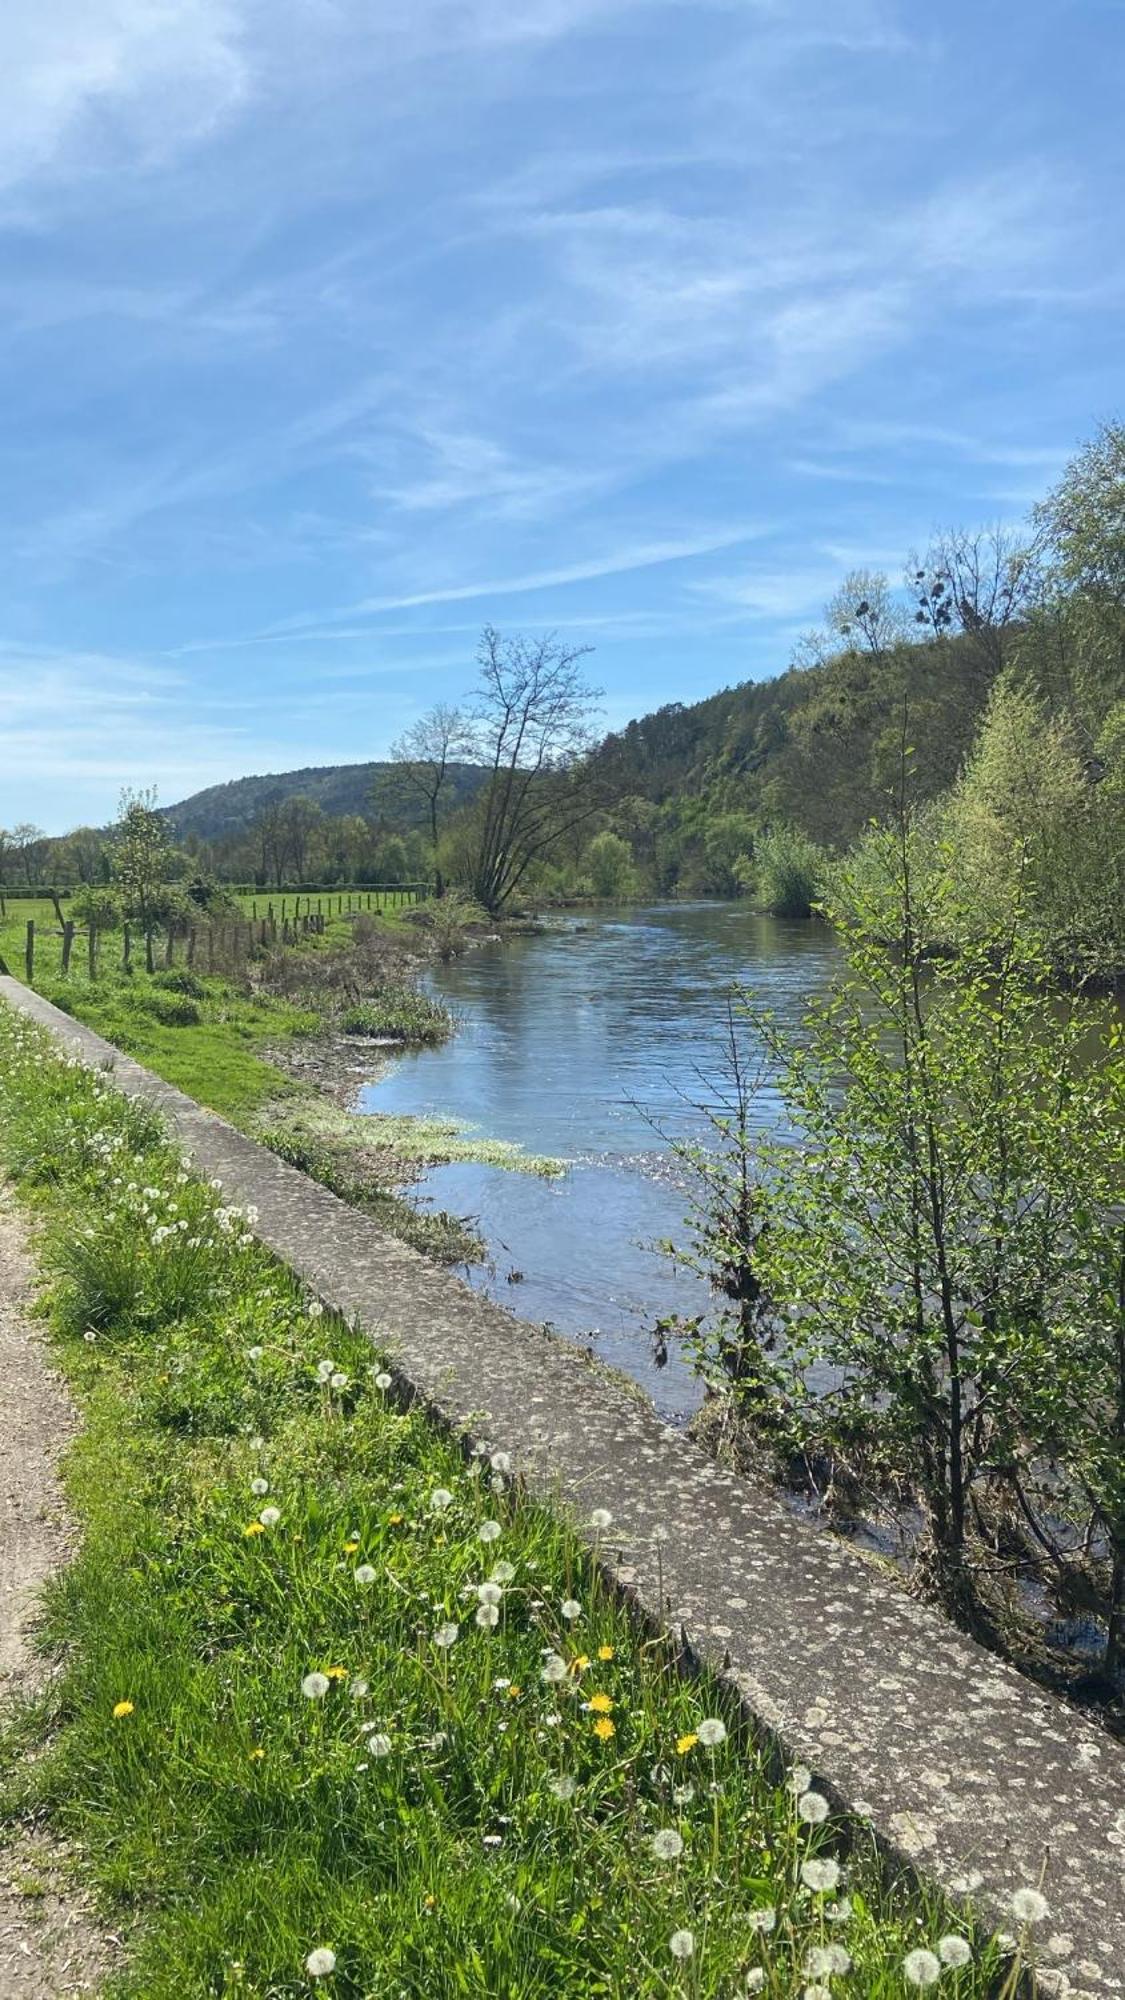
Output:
679,775,1124,1657
585,829,635,900
112,788,170,970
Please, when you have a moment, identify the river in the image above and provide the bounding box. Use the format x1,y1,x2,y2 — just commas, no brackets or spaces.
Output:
360,904,840,1419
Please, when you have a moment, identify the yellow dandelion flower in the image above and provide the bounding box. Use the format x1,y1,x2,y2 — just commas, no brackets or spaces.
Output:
248,1746,265,1760
676,1732,699,1755
342,1540,359,1554
597,1645,615,1661
589,1692,614,1714
507,1684,522,1699
388,1513,405,1526
593,1716,616,1741
324,1665,348,1680
112,1700,135,1719
569,1654,591,1674
243,1521,265,1537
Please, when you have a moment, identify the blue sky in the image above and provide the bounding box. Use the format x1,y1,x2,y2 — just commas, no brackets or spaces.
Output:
1,0,1122,832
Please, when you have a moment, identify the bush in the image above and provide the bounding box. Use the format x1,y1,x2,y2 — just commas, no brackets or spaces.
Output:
341,990,450,1045
68,884,122,931
153,968,207,999
145,991,203,1027
756,826,824,917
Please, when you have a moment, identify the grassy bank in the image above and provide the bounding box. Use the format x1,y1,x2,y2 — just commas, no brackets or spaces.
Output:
0,999,1033,1998
0,902,521,1264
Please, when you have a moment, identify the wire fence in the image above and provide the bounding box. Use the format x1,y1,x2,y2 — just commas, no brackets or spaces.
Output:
0,884,431,983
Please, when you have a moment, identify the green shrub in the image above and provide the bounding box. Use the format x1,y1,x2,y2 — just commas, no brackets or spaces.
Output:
756,825,825,918
144,991,203,1027
341,989,450,1044
153,968,207,999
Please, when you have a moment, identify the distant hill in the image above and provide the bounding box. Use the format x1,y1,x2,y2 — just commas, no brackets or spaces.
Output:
164,761,488,843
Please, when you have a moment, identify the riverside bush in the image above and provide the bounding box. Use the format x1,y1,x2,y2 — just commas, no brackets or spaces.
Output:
0,999,1023,1999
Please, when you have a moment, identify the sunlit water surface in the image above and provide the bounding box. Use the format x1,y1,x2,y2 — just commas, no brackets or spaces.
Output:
360,905,840,1419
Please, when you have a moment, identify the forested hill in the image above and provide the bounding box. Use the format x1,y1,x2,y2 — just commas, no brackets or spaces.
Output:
164,761,488,843
593,627,1000,850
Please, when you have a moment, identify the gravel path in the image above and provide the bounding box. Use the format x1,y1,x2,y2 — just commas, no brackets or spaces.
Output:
0,1188,115,1998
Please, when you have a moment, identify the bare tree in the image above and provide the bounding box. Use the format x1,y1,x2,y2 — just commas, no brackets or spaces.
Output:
908,524,1041,683
389,704,474,896
464,627,603,915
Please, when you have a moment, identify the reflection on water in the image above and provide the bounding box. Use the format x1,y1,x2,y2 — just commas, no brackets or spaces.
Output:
360,904,840,1419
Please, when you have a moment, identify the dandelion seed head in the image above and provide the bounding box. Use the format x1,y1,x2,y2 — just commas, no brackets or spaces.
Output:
367,1733,392,1758
801,1858,841,1893
669,1930,695,1961
477,1581,504,1606
788,1763,812,1793
745,1974,765,1995
561,1598,582,1620
490,1451,512,1474
651,1829,684,1860
354,1564,376,1586
301,1672,330,1699
475,1602,500,1628
305,1946,335,1976
589,1508,612,1529
329,1371,347,1391
746,1908,776,1934
434,1622,459,1649
430,1488,454,1512
797,1789,829,1824
374,1371,392,1391
938,1936,973,1968
250,1477,269,1496
259,1506,281,1527
1012,1887,1049,1925
550,1775,577,1801
541,1653,567,1683
697,1717,727,1747
491,1560,516,1583
902,1948,942,1987
478,1520,502,1544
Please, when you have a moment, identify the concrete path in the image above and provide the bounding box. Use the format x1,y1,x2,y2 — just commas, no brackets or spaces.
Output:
0,1187,114,1998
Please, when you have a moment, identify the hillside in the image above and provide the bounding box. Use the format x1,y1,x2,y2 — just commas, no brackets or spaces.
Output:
164,761,488,843
593,627,1000,851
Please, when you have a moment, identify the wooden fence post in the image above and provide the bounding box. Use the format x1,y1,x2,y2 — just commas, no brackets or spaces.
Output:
88,923,97,980
187,928,196,968
61,922,74,976
145,928,155,974
25,921,34,983
123,923,131,972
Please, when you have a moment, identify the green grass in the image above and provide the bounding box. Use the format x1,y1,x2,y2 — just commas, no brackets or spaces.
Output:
0,999,1036,1999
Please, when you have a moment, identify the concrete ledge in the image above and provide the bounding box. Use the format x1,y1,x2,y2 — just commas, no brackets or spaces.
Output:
4,974,1124,1994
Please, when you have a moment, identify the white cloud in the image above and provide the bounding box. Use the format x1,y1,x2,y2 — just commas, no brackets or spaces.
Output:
0,2,249,197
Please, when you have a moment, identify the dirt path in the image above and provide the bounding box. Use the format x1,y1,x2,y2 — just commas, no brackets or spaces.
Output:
0,1187,115,1998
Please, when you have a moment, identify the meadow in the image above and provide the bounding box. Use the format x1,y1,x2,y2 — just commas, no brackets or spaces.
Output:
0,998,1051,1999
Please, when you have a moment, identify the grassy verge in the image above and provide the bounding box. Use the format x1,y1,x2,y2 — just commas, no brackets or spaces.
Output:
0,1001,1030,1998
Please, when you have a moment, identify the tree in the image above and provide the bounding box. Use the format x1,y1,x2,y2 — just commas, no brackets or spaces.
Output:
10,823,47,885
389,705,474,896
909,523,1040,685
111,788,170,971
585,829,635,900
941,674,1124,977
461,627,603,915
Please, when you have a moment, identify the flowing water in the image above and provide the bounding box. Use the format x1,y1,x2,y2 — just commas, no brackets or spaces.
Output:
360,904,841,1419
